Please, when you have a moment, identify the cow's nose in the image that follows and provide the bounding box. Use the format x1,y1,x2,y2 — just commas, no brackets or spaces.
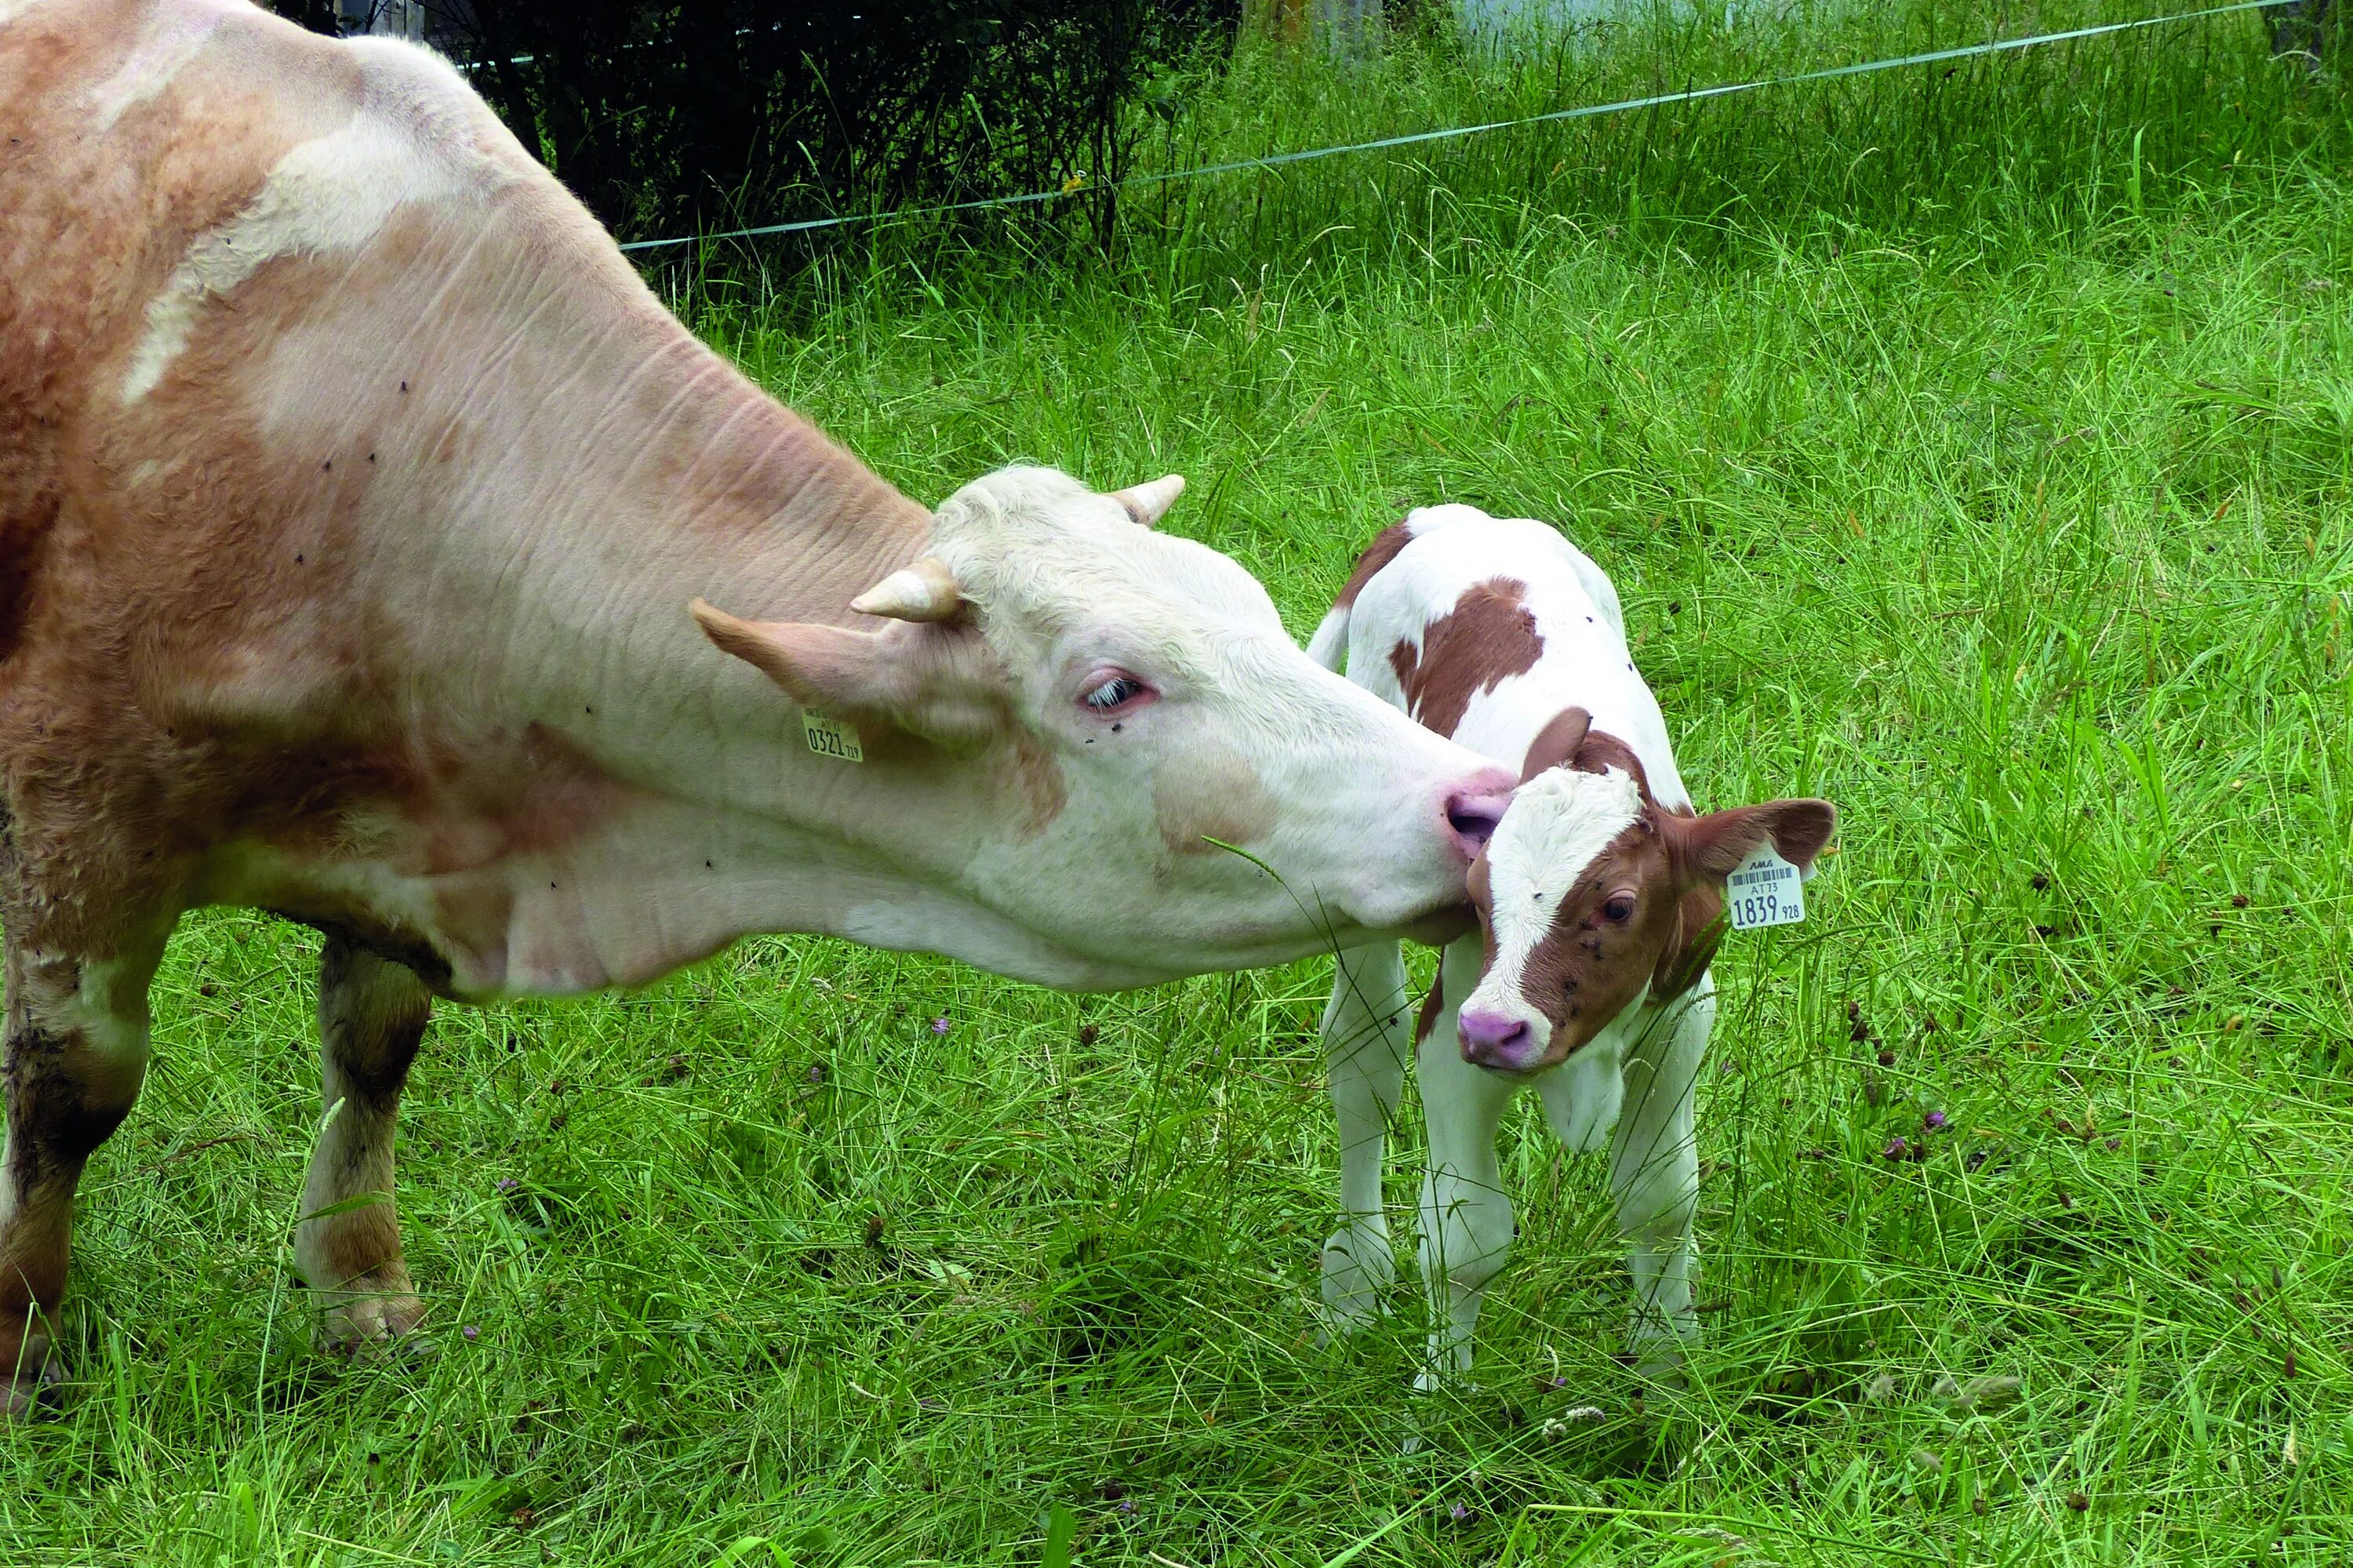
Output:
1457,1009,1537,1072
1442,767,1516,860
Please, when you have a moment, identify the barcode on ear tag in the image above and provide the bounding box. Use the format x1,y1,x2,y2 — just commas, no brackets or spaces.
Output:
1726,842,1803,930
802,710,864,763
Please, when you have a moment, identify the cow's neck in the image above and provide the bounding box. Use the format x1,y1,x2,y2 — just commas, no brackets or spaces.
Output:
242,282,1071,995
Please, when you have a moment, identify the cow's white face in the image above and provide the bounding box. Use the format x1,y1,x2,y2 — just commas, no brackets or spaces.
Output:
695,466,1515,984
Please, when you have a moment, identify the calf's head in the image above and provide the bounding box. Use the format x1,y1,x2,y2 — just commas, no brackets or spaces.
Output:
693,465,1514,984
1454,719,1834,1073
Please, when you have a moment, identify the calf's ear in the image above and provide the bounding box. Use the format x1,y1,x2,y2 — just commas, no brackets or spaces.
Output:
691,601,1009,747
1670,798,1837,883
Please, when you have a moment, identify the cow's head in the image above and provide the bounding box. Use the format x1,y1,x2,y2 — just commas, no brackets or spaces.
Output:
693,465,1515,984
1454,711,1833,1073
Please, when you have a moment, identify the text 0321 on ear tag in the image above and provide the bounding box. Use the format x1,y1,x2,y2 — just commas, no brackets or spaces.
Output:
802,710,864,763
1726,842,1803,931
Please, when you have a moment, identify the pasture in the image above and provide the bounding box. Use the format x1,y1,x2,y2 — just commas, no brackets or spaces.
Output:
8,9,2353,1565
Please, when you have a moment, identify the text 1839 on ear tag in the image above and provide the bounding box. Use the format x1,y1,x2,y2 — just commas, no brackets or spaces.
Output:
1726,842,1803,930
802,710,864,763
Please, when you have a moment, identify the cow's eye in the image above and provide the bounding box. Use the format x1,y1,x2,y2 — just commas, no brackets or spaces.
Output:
1080,672,1151,713
1602,894,1636,924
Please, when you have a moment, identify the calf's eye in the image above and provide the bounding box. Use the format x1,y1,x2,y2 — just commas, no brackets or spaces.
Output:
1602,895,1635,924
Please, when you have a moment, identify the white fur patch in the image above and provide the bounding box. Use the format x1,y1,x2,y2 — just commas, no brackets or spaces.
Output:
0,0,56,27
86,0,232,131
121,47,499,404
1463,766,1642,1042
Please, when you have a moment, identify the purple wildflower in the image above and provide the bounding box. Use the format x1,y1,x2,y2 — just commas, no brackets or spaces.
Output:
1924,1110,1947,1133
930,1016,951,1035
496,1177,518,1193
1882,1136,1909,1160
461,1325,480,1341
1115,1499,1136,1516
1448,1501,1473,1524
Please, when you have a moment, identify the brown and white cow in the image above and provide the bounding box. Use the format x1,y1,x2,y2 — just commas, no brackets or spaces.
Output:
1307,504,1833,1383
0,0,1517,1412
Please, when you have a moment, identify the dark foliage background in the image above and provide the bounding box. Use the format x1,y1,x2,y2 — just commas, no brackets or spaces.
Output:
271,2,1238,245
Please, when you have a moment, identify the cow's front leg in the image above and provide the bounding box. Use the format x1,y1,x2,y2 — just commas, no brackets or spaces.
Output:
2,923,169,1417
1318,940,1412,1333
296,937,433,1356
1609,979,1713,1369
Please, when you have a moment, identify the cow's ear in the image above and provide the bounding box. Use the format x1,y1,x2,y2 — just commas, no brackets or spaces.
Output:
1667,798,1837,883
691,601,1008,746
1111,474,1185,528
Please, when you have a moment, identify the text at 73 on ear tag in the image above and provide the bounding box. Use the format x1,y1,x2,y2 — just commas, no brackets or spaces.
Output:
802,709,864,763
1726,842,1803,931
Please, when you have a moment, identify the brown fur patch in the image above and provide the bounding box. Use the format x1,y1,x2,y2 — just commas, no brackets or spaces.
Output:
1652,884,1726,1002
1333,522,1413,609
300,938,431,1290
1506,815,1683,1045
1414,963,1446,1043
1388,577,1544,737
1569,729,1652,797
1519,706,1592,782
1486,780,1835,1064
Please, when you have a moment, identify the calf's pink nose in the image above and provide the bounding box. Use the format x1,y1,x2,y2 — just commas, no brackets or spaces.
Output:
1458,1009,1537,1072
1442,767,1517,859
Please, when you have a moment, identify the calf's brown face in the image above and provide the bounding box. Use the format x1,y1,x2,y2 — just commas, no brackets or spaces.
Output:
1454,753,1834,1074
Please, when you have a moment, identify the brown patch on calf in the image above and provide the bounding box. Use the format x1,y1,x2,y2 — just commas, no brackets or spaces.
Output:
1415,965,1447,1043
1388,577,1544,737
1478,726,1835,1064
1519,706,1592,781
1651,883,1726,1003
1505,820,1686,1050
1566,729,1651,797
1333,522,1413,609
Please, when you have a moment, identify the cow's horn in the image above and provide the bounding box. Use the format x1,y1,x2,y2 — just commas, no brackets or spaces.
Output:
1111,474,1185,528
850,556,962,621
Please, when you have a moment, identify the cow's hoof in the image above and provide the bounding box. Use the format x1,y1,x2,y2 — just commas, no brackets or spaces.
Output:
318,1282,430,1360
2,1337,67,1419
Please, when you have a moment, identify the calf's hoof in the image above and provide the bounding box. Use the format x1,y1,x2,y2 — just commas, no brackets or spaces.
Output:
316,1278,431,1360
1627,1341,1691,1392
1315,1235,1398,1346
2,1337,67,1419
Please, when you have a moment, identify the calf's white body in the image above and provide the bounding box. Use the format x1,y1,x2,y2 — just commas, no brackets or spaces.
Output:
1307,506,1831,1382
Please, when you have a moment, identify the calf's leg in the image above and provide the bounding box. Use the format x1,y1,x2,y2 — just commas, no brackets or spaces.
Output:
1318,940,1411,1330
295,937,432,1355
1,922,169,1416
1413,937,1517,1390
1609,978,1713,1361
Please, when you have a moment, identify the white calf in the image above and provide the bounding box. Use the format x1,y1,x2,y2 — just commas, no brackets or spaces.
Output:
1308,506,1835,1383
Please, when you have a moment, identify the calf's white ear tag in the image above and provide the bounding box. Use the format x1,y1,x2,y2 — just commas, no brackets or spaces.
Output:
802,709,864,763
1725,842,1804,931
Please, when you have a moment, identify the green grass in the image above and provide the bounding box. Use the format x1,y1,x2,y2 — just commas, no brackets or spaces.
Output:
11,5,2353,1564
